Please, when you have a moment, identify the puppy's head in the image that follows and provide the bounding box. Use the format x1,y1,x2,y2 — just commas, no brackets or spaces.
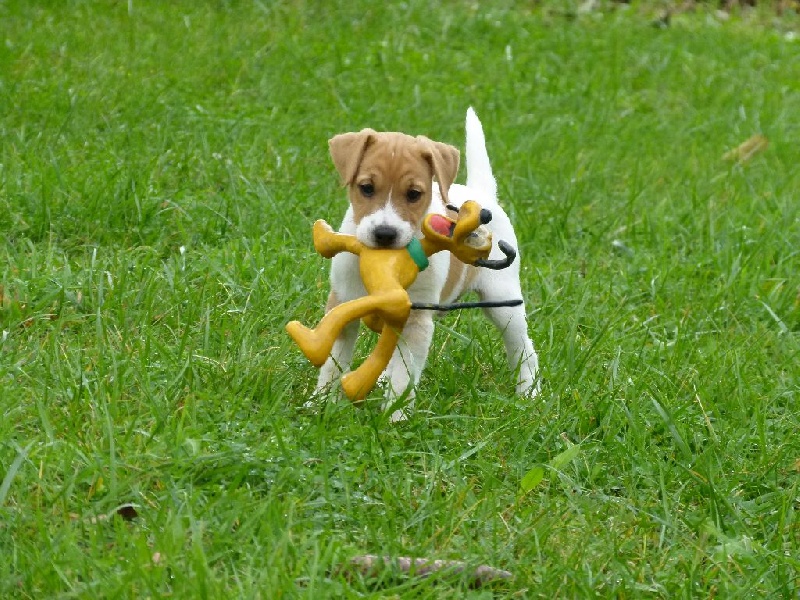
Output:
329,129,459,249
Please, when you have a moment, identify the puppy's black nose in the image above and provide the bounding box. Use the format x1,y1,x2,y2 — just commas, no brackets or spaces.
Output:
373,225,398,247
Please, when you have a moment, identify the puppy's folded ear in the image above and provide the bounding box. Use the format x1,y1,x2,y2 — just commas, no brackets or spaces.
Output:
329,129,376,186
418,136,460,205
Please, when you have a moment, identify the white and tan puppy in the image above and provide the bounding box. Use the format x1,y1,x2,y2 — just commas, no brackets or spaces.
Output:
316,108,539,421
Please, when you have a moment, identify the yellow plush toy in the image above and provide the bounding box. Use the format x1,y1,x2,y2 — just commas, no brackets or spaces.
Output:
286,200,517,401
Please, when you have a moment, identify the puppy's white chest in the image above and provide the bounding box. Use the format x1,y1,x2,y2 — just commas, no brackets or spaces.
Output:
330,251,366,302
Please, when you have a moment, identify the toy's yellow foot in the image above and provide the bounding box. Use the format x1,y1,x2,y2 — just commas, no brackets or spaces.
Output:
362,313,384,334
312,220,344,258
340,323,400,402
285,321,331,367
341,371,372,403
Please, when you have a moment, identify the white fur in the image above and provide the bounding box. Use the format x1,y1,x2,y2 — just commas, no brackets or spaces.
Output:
354,191,415,249
316,108,540,421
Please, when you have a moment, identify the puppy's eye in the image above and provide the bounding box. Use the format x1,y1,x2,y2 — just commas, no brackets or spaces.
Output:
406,189,422,203
358,182,375,198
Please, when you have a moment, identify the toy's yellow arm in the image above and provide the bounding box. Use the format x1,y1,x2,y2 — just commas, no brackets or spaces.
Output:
312,220,364,258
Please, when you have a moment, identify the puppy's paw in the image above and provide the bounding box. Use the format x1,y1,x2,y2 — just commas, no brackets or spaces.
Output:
516,375,541,398
302,398,322,411
383,396,415,424
316,359,343,393
305,379,343,409
515,353,541,398
302,388,327,411
388,408,409,423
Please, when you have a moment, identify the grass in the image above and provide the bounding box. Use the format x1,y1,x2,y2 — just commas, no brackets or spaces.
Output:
1,0,799,597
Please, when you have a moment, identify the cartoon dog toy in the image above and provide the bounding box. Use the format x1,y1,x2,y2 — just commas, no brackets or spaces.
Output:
286,200,519,402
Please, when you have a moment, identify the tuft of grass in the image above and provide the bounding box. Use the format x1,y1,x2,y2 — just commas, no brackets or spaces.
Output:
1,1,799,597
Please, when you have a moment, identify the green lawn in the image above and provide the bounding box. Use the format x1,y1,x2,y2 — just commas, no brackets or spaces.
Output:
1,1,799,597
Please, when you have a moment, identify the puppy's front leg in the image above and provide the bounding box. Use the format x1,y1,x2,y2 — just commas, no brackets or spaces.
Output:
382,311,435,422
315,321,359,392
314,292,359,397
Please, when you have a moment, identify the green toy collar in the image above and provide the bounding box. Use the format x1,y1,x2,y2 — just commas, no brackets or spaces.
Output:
406,238,429,272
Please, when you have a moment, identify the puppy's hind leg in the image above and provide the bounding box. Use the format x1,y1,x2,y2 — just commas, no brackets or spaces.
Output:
478,279,540,397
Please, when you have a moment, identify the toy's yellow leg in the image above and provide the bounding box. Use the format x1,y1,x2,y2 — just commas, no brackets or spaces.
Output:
361,313,384,334
286,290,410,368
285,320,332,367
341,323,400,402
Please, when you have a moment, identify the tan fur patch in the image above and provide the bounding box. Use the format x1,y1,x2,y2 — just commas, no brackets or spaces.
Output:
347,133,435,229
329,130,459,229
440,256,479,304
325,291,339,313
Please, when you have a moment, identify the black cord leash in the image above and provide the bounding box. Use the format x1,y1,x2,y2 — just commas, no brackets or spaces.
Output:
411,299,523,311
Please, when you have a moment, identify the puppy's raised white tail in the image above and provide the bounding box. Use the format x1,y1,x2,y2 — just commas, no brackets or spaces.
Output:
465,107,497,201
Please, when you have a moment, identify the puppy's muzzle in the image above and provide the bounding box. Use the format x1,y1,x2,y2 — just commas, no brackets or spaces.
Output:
372,225,398,247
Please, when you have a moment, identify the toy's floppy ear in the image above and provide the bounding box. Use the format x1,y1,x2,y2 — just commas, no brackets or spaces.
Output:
329,129,376,186
418,136,460,206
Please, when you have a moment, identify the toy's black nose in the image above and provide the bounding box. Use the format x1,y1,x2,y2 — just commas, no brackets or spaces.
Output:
480,209,492,224
373,225,398,247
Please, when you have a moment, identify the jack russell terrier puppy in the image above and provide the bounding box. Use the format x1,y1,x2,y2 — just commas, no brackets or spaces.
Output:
315,108,539,421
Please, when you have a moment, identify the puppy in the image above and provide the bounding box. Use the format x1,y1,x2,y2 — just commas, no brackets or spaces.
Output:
316,108,539,421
